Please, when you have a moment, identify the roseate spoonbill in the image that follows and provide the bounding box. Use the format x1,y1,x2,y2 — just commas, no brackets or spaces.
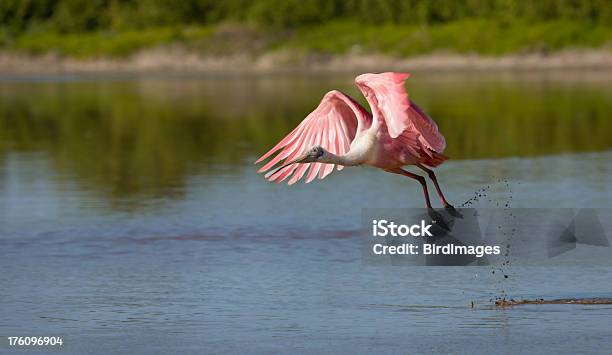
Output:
255,72,458,215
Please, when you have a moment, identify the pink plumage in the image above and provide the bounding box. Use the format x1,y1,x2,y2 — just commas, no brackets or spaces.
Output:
255,72,454,209
256,90,367,184
355,72,446,152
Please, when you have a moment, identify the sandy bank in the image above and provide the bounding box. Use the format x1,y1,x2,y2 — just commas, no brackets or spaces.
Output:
1,48,612,75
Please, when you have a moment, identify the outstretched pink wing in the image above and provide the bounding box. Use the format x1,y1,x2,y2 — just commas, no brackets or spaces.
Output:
355,72,446,153
255,90,368,185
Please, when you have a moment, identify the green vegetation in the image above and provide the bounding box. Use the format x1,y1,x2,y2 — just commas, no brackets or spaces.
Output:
288,19,612,56
7,26,213,57
0,0,611,58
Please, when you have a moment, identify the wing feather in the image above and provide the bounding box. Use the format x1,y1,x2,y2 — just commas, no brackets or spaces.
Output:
332,116,348,171
258,123,309,173
256,90,369,184
305,119,326,183
306,118,327,182
320,118,336,178
355,72,446,153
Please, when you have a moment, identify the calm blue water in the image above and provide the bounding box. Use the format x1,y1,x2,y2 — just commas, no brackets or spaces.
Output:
1,75,611,354
1,151,611,354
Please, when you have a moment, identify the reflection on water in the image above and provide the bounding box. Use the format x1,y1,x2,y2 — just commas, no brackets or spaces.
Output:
1,72,611,353
0,72,610,203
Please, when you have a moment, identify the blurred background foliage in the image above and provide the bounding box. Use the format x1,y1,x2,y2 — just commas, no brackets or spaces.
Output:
1,0,611,32
0,0,610,57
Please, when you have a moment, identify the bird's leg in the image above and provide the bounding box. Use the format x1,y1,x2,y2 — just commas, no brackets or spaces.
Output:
387,168,451,232
387,168,432,208
416,164,450,207
417,164,462,218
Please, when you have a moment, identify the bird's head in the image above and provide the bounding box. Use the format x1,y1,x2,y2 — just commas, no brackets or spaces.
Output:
288,145,327,165
300,145,326,163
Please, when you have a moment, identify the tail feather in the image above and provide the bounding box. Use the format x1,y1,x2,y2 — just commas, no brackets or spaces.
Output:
422,150,448,167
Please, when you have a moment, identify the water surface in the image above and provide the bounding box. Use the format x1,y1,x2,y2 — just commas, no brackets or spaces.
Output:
1,72,611,354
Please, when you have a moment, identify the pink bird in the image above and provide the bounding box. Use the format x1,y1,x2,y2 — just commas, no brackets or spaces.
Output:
255,72,458,215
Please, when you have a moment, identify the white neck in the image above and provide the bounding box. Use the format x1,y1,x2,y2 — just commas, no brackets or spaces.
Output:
320,151,362,167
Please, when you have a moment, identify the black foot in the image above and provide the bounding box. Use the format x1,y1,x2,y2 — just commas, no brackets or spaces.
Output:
445,204,464,219
428,208,450,232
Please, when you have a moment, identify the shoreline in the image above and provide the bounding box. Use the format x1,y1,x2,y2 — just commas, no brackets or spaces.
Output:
1,48,612,76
